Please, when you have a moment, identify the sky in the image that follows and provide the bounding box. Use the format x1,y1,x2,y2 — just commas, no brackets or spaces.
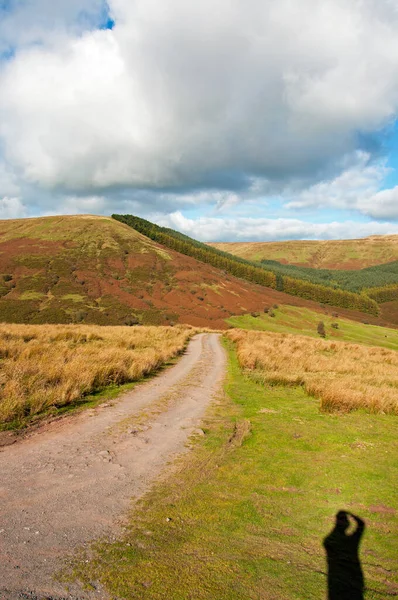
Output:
1,1,398,242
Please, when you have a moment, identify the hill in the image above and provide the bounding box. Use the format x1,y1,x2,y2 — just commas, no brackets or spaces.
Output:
209,235,398,270
1,214,397,329
0,214,337,329
113,215,379,315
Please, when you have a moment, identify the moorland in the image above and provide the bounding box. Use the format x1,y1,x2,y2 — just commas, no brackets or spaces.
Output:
0,214,397,600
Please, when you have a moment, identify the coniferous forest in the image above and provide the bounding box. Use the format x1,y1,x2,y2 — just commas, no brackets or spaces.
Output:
113,215,383,315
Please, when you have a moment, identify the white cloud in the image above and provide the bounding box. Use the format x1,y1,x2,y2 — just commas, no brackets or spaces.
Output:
47,194,108,215
286,151,389,210
156,211,398,242
0,163,20,197
284,151,398,221
1,0,398,202
0,196,27,219
359,186,398,219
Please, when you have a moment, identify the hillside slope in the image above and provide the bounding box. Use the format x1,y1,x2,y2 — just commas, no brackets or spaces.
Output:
0,215,326,329
209,235,398,270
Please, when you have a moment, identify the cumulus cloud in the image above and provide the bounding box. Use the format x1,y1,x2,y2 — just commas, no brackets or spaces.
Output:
2,0,398,199
157,211,398,242
0,196,27,219
47,194,108,215
286,151,389,210
284,152,398,222
359,186,398,219
0,162,20,197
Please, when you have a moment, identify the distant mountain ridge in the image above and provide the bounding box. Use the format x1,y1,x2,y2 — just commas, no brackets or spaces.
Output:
209,236,398,270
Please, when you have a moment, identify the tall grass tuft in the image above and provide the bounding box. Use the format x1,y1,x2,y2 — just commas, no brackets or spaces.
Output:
227,329,398,414
0,323,194,427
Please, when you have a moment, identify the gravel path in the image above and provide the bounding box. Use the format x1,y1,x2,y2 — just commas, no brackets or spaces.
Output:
0,333,226,599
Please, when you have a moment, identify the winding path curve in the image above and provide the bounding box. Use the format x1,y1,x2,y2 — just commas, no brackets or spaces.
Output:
0,333,226,599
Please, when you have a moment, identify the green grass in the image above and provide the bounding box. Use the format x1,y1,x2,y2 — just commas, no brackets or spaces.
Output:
227,305,398,350
67,340,398,599
19,291,46,300
61,293,85,302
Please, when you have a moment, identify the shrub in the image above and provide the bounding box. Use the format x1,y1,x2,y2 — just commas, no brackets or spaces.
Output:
263,307,269,313
269,310,275,318
317,321,326,338
3,274,12,282
332,312,339,318
331,323,339,329
124,315,140,326
72,310,88,324
273,304,279,309
251,312,260,318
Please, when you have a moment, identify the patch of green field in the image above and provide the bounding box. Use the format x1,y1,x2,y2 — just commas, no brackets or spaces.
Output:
61,294,85,302
200,283,222,295
68,341,397,599
227,305,398,350
19,291,46,300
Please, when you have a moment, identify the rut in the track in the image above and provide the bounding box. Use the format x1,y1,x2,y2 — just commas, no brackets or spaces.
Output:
0,333,226,600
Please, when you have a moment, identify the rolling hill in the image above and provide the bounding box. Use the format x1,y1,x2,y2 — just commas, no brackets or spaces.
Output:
113,215,380,315
209,235,398,270
1,214,397,329
0,214,335,329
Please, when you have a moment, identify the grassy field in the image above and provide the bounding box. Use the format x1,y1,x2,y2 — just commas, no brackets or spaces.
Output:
69,340,398,599
227,328,398,414
0,323,194,429
210,235,398,269
227,304,398,350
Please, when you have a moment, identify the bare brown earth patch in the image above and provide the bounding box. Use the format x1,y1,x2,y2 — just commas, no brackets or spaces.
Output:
369,504,396,515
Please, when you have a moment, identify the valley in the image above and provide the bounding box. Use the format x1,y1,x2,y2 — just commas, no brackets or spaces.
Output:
0,215,339,330
2,3,398,599
0,215,397,599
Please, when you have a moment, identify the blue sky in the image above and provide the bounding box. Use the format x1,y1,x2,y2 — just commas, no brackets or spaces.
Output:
1,0,398,241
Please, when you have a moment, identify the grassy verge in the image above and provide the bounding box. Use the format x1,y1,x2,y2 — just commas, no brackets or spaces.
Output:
0,381,135,432
0,323,194,429
227,328,398,414
227,305,398,350
68,340,398,599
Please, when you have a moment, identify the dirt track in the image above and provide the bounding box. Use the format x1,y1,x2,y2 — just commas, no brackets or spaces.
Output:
0,333,226,599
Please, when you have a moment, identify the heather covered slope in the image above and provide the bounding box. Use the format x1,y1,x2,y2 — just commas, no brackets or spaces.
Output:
210,235,398,270
1,215,396,329
0,215,318,329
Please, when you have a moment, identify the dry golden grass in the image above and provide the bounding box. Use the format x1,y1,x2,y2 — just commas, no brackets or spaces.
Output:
226,329,398,414
0,323,194,426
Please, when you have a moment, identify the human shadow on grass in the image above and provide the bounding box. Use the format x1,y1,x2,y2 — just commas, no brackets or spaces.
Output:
323,510,365,600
